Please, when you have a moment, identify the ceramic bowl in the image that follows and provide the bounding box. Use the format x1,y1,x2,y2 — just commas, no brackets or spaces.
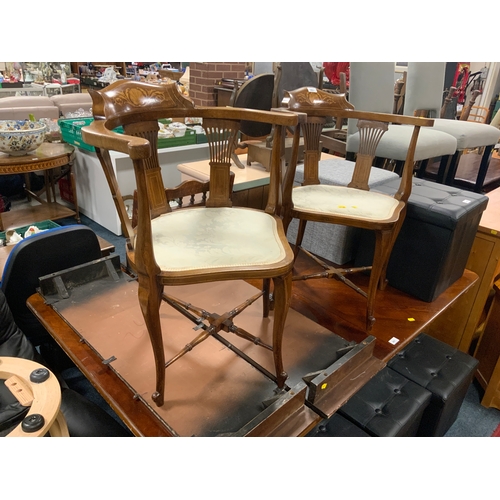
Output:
168,122,187,137
0,120,47,156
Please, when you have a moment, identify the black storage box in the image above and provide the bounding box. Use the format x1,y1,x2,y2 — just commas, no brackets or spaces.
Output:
306,412,371,437
355,179,488,302
387,333,478,437
337,367,432,437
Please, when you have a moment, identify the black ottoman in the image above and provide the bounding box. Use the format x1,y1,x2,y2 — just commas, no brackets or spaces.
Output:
337,367,432,437
306,413,371,437
355,179,488,301
387,333,479,437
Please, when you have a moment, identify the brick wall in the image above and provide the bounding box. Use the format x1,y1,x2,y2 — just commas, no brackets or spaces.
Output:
189,62,247,106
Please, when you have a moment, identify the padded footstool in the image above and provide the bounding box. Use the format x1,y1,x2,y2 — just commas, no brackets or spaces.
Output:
355,178,488,301
306,412,371,437
337,367,432,437
387,333,479,437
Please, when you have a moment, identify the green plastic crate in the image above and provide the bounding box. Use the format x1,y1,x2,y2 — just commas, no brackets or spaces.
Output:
59,118,196,151
157,128,196,149
0,220,60,242
195,133,208,144
59,117,97,152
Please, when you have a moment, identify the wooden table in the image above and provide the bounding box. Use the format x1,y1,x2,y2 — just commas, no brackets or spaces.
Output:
425,186,500,353
26,251,478,436
0,142,79,231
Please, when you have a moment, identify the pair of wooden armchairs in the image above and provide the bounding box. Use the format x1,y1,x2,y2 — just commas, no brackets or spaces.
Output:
82,80,431,407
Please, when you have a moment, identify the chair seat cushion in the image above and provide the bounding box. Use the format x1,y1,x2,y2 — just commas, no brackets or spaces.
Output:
287,159,399,265
347,125,458,161
431,119,500,149
292,185,400,221
151,207,288,271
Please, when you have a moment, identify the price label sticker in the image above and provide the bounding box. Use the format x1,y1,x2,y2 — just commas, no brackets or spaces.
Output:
389,337,400,345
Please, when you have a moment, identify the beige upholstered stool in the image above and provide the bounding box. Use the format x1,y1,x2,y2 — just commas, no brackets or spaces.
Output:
430,118,500,191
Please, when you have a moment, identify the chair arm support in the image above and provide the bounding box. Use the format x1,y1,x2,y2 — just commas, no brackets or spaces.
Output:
82,120,152,159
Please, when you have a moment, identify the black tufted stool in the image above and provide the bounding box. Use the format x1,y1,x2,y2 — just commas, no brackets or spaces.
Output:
355,179,488,301
387,333,479,437
337,367,432,437
306,412,371,437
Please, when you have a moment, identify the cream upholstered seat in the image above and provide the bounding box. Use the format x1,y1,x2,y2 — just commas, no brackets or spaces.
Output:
151,207,287,271
82,80,299,407
287,158,398,265
347,124,457,164
431,118,500,190
292,185,400,220
346,63,458,175
281,87,433,331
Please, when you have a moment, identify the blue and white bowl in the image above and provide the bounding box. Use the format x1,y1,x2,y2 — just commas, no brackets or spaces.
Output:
0,120,47,156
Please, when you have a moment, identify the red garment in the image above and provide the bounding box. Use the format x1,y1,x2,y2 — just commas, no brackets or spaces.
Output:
323,62,350,87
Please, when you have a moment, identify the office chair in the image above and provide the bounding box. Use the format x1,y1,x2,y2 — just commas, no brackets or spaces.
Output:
1,225,102,369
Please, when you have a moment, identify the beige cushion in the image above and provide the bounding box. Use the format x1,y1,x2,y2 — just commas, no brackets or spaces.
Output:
432,119,500,149
0,106,59,120
0,96,54,108
292,185,400,221
347,124,458,161
151,207,287,272
0,95,59,120
50,93,92,116
288,159,399,264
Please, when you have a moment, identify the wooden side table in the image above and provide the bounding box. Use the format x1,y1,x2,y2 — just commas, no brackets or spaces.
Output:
0,142,79,231
474,279,500,409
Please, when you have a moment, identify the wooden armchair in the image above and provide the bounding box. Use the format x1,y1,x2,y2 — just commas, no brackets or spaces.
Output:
281,87,433,331
82,80,299,407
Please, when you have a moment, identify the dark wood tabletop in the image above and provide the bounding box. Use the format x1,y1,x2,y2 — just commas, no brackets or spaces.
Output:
26,250,478,437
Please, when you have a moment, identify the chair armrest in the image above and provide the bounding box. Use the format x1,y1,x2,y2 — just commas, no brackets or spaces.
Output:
82,119,151,159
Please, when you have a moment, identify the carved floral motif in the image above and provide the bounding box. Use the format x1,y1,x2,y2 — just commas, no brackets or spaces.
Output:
286,87,352,111
109,83,194,112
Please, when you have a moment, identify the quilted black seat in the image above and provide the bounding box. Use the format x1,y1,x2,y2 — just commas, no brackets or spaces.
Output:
356,178,488,301
388,333,478,437
306,412,371,437
338,367,432,437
